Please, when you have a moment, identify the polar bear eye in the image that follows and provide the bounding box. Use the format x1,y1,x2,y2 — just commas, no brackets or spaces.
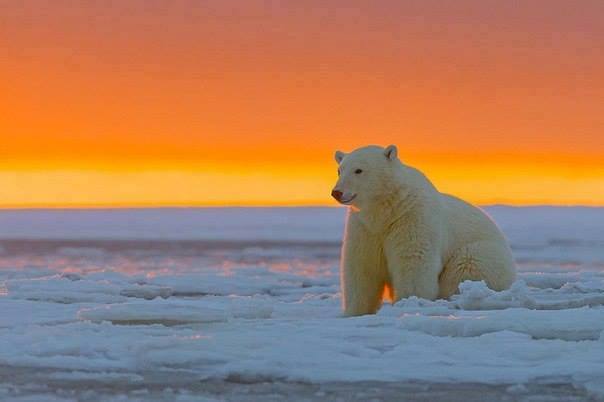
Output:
354,169,363,174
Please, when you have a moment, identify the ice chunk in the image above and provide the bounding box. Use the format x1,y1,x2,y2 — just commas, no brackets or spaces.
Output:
77,297,273,325
453,280,537,310
397,307,604,340
7,274,172,304
78,300,228,325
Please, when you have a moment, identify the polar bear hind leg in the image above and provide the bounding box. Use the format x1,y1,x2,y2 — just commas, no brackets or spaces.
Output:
438,240,516,299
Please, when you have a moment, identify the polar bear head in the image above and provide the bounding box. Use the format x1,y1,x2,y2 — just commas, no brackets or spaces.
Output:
331,145,399,209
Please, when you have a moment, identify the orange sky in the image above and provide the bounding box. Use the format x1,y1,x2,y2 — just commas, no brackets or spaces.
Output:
1,1,603,207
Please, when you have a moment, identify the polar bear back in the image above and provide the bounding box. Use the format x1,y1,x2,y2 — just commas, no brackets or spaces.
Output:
441,194,509,249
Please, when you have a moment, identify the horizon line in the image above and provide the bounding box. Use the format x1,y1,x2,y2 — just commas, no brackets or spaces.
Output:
1,203,603,211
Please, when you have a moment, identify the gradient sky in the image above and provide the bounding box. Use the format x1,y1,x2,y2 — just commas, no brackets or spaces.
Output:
2,0,603,207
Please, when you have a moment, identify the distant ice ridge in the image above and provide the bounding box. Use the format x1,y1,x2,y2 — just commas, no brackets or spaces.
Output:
0,208,346,241
0,206,603,244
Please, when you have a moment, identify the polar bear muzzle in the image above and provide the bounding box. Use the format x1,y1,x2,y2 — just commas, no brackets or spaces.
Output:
331,190,357,204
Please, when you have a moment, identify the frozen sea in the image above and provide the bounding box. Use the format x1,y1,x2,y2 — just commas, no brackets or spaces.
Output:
1,206,604,401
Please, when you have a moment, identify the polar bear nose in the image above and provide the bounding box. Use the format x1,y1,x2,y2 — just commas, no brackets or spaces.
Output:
331,190,343,201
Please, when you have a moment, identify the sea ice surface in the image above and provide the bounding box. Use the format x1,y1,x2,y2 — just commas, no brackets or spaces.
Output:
0,206,603,399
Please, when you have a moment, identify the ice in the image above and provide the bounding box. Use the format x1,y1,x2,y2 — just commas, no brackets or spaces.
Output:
0,207,604,398
47,371,145,383
6,273,172,304
0,298,80,328
228,297,274,319
0,208,345,241
57,247,107,257
147,266,337,301
519,272,580,289
6,396,77,402
77,297,272,325
452,280,538,309
396,305,604,340
78,300,229,325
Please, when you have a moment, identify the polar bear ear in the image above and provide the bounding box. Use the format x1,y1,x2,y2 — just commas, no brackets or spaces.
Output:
335,150,346,164
384,145,398,160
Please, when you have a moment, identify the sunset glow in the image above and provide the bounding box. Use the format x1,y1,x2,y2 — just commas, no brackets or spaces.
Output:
2,1,603,207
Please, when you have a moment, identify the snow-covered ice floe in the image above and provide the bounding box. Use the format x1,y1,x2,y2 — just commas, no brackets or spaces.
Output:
0,207,603,399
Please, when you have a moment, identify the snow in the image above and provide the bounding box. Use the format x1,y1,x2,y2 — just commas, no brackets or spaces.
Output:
78,300,229,325
0,206,603,397
6,273,172,303
78,297,272,324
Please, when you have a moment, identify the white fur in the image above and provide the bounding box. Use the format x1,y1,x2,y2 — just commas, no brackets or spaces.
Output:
333,145,516,316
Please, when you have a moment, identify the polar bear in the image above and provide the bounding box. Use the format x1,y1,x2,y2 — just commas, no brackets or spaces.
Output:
332,145,516,316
